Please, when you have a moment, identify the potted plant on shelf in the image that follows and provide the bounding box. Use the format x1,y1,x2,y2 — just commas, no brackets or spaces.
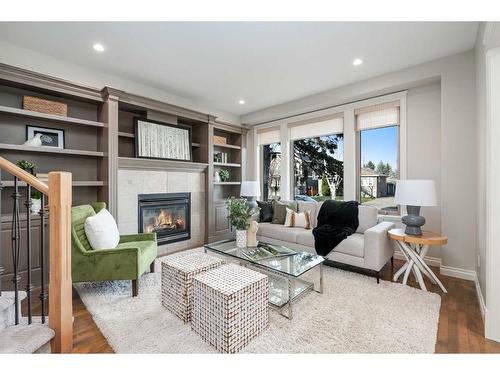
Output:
16,160,37,175
219,169,230,182
226,197,255,248
16,160,43,213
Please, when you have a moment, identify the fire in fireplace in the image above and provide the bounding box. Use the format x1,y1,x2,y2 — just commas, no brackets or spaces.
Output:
138,193,191,245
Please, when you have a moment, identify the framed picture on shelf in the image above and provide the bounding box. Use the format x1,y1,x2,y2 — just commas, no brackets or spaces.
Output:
134,118,192,161
26,125,65,149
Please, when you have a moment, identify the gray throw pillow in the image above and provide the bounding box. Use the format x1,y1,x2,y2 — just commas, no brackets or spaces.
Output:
272,200,298,224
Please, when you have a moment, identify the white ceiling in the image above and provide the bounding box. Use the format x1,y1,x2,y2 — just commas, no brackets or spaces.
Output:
0,22,478,115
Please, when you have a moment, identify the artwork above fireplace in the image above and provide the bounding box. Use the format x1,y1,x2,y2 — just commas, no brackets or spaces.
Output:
138,193,191,245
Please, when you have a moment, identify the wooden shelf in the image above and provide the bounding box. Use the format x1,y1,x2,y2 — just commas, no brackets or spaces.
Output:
213,143,241,150
118,131,135,138
0,105,106,128
0,143,104,157
213,162,241,168
1,180,104,187
119,132,201,148
214,181,241,185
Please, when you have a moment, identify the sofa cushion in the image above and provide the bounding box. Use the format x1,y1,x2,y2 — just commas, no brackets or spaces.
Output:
258,222,309,243
272,200,298,224
297,201,324,228
333,233,365,258
296,230,314,248
356,205,378,233
257,201,273,222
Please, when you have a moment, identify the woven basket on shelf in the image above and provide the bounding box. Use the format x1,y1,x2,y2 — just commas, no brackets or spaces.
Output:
213,135,227,145
23,96,68,117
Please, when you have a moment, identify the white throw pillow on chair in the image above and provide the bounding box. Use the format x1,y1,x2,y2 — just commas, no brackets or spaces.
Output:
84,208,120,250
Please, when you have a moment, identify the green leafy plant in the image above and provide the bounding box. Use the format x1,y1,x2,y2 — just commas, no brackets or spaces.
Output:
16,160,37,174
226,197,254,230
31,191,42,200
219,169,230,182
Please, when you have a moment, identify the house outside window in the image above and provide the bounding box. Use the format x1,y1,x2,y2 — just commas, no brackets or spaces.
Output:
356,102,400,215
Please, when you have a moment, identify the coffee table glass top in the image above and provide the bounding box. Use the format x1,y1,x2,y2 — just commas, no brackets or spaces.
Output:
204,240,325,278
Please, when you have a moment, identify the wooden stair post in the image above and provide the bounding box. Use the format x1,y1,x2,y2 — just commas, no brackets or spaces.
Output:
48,171,73,353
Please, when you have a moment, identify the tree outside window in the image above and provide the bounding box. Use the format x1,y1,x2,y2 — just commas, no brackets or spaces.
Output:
293,134,344,202
262,143,281,200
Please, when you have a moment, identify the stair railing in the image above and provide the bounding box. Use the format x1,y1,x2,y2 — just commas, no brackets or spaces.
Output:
0,156,73,353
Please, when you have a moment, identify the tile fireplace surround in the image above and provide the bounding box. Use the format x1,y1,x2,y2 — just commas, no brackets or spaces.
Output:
118,169,206,256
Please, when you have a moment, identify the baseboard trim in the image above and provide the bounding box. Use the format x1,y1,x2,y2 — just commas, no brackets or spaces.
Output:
439,265,476,281
475,275,486,321
393,249,442,268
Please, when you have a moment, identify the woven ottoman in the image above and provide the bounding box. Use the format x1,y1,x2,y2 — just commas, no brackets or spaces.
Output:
161,251,225,323
191,264,269,353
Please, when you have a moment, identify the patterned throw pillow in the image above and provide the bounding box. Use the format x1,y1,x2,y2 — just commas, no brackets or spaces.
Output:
284,207,311,229
257,200,274,222
271,200,298,224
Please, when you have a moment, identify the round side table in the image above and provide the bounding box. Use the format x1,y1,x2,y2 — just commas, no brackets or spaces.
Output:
388,228,448,293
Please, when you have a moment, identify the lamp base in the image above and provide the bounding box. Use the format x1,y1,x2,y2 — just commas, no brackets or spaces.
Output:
244,196,257,213
402,205,425,236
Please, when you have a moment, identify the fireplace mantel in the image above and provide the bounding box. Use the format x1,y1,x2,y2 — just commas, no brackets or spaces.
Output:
118,157,208,173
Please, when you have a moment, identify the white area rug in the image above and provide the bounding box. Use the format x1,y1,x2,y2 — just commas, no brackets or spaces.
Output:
74,249,441,353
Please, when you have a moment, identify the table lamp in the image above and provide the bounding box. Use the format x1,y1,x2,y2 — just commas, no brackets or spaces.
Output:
240,181,261,212
394,180,437,236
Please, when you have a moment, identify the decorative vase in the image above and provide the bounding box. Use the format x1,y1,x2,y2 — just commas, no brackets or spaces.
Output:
236,229,247,248
214,171,221,183
247,221,259,247
31,198,41,214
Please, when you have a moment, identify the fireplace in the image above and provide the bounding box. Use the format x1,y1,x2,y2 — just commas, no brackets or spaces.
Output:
138,193,191,245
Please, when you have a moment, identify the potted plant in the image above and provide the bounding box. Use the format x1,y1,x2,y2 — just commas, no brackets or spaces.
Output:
16,160,37,175
16,160,43,213
219,169,230,182
30,191,42,214
226,197,255,248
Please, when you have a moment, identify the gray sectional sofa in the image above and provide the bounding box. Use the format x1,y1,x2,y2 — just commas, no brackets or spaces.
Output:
256,201,395,281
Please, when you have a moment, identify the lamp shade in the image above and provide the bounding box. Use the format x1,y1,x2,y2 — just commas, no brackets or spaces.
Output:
394,180,437,207
240,181,261,197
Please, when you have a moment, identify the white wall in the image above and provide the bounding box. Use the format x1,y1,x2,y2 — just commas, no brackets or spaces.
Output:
244,50,476,273
0,40,240,124
406,83,442,258
475,24,488,302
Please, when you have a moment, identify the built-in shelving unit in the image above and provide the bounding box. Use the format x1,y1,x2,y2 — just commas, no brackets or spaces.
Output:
208,123,247,243
0,77,109,212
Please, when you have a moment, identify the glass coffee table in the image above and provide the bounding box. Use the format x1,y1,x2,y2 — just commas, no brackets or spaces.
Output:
204,240,325,319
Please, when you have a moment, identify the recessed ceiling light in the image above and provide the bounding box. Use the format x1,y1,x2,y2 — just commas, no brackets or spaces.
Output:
238,99,246,105
93,43,105,52
353,58,363,66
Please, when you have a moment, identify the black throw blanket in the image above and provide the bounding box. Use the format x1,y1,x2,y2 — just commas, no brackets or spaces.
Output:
312,200,359,256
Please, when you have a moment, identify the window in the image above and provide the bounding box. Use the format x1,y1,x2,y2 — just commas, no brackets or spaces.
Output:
262,143,281,200
293,135,344,202
356,102,399,215
289,113,344,202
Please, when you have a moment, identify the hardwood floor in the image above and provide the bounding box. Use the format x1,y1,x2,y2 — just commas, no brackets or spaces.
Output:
20,259,500,353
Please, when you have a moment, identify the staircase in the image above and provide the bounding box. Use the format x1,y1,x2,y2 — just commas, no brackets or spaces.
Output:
0,291,54,353
0,156,73,353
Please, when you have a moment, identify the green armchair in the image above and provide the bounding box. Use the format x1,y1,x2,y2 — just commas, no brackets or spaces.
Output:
71,202,158,296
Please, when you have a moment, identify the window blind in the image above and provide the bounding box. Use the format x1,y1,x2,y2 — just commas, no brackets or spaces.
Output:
355,101,400,131
289,113,343,140
257,126,281,145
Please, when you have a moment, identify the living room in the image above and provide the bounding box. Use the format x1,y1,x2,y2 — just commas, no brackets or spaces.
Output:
1,1,500,371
